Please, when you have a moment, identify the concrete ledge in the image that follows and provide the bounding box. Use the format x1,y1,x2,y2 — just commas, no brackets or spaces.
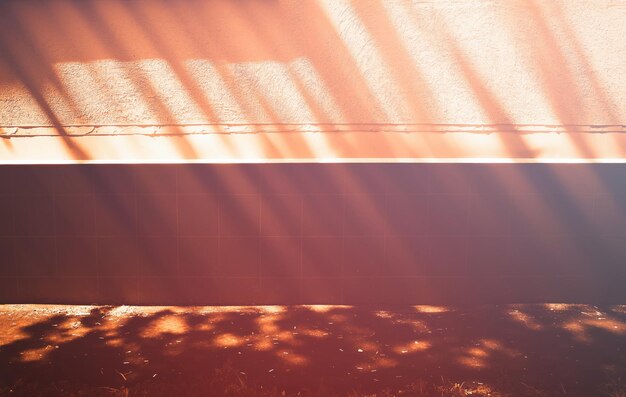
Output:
3,130,626,163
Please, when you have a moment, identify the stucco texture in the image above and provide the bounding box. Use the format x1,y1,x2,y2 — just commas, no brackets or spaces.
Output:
0,0,625,161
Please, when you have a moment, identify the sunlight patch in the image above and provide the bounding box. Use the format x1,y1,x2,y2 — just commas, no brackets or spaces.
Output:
214,333,243,348
413,305,450,313
141,315,189,338
393,340,431,354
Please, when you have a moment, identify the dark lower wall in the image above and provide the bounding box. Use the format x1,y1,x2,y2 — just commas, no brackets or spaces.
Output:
0,163,625,305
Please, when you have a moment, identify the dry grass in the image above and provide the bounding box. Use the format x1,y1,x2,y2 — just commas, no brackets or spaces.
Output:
1,304,625,397
1,370,511,397
4,362,625,397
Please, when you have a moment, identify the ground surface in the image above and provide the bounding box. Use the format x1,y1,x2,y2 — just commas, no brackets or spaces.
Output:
0,304,625,397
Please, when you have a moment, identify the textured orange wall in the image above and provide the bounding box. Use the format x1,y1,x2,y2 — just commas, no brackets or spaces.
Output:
1,0,625,162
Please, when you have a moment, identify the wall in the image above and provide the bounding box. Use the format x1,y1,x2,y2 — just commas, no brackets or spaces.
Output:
1,163,625,305
1,0,626,162
1,0,625,305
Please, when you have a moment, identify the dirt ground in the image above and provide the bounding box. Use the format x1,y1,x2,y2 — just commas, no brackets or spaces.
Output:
0,304,625,397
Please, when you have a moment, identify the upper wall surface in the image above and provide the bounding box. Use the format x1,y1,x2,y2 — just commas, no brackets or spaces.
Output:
1,0,625,162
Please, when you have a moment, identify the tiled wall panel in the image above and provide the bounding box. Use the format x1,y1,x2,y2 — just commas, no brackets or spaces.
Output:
0,163,625,304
